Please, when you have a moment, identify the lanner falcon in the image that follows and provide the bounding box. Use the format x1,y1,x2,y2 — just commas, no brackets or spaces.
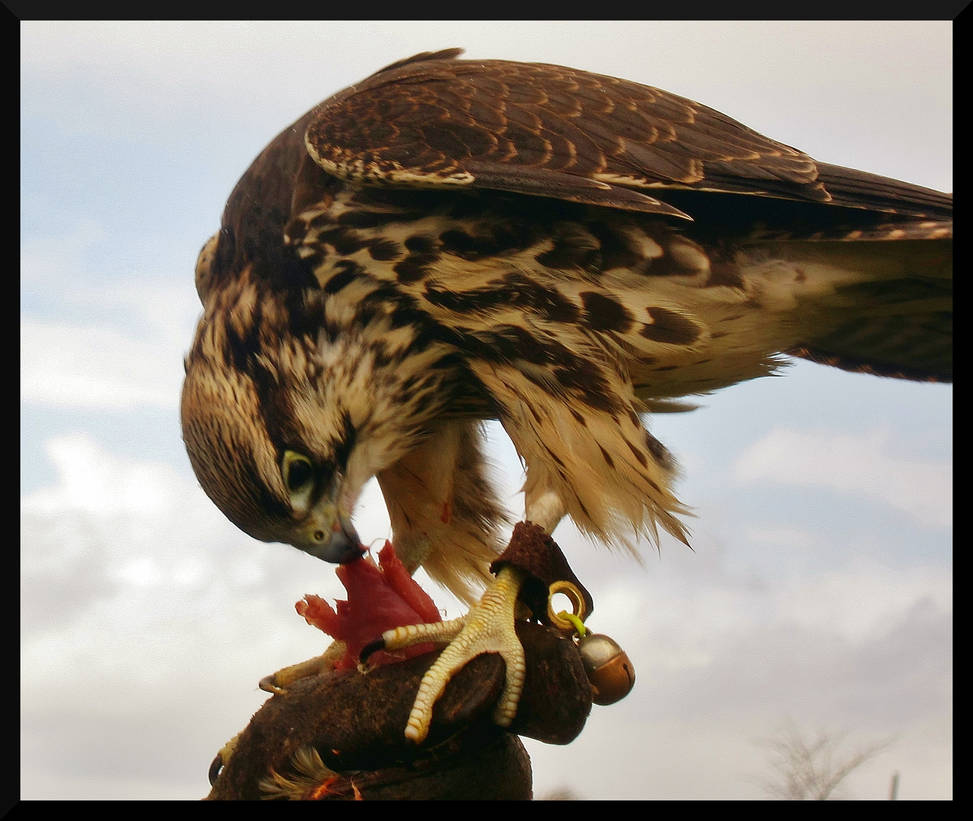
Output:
181,49,952,742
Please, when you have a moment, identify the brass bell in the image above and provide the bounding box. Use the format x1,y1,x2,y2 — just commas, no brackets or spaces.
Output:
577,633,636,705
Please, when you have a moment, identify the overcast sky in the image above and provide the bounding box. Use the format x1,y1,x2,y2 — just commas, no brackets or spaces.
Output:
20,20,952,801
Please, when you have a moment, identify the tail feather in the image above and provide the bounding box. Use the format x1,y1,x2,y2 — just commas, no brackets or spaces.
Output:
789,235,952,382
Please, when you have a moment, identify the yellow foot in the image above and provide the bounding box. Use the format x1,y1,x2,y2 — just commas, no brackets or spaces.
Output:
258,641,347,694
375,565,527,743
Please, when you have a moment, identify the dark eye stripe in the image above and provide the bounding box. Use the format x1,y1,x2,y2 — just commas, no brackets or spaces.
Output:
234,456,291,523
331,411,357,471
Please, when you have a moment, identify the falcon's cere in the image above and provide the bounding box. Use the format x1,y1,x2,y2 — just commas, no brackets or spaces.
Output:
182,49,952,742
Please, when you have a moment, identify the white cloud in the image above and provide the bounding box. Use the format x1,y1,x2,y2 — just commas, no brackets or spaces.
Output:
769,561,950,644
523,559,950,799
20,218,106,289
742,524,818,552
23,432,181,516
20,210,200,413
732,427,951,529
21,319,186,411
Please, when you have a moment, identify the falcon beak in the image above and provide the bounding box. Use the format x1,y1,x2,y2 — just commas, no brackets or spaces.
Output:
298,498,364,565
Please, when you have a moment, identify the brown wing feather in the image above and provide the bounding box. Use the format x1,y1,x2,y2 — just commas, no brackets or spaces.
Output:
303,49,947,222
304,49,828,217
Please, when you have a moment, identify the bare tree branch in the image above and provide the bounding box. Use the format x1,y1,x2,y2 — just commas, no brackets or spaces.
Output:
756,720,894,800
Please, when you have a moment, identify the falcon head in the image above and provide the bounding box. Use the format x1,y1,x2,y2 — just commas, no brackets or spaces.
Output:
181,332,357,564
181,237,432,565
184,405,346,567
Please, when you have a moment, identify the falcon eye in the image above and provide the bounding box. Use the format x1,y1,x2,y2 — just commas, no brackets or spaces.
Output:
281,450,315,511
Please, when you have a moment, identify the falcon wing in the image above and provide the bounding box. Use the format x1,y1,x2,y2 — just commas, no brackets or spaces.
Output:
300,49,951,384
304,48,950,222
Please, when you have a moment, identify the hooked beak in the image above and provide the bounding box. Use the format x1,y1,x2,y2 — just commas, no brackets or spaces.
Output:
295,496,364,564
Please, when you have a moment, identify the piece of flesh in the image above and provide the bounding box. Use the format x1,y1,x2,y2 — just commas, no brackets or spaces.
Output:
296,541,443,670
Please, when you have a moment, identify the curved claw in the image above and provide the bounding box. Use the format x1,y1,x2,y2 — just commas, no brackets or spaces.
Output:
381,565,528,743
208,752,224,786
259,644,348,694
358,638,386,665
258,673,287,695
208,732,241,786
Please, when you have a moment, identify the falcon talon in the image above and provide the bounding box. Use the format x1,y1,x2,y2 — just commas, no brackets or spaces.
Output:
384,566,528,743
207,752,224,786
358,638,386,666
208,732,242,786
258,674,286,695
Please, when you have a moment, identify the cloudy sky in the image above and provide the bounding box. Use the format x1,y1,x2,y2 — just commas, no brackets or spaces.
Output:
20,20,952,800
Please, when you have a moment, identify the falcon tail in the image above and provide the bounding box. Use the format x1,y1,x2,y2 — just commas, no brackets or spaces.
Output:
787,227,952,383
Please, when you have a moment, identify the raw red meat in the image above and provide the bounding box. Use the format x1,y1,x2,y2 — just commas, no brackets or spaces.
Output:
296,541,443,671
